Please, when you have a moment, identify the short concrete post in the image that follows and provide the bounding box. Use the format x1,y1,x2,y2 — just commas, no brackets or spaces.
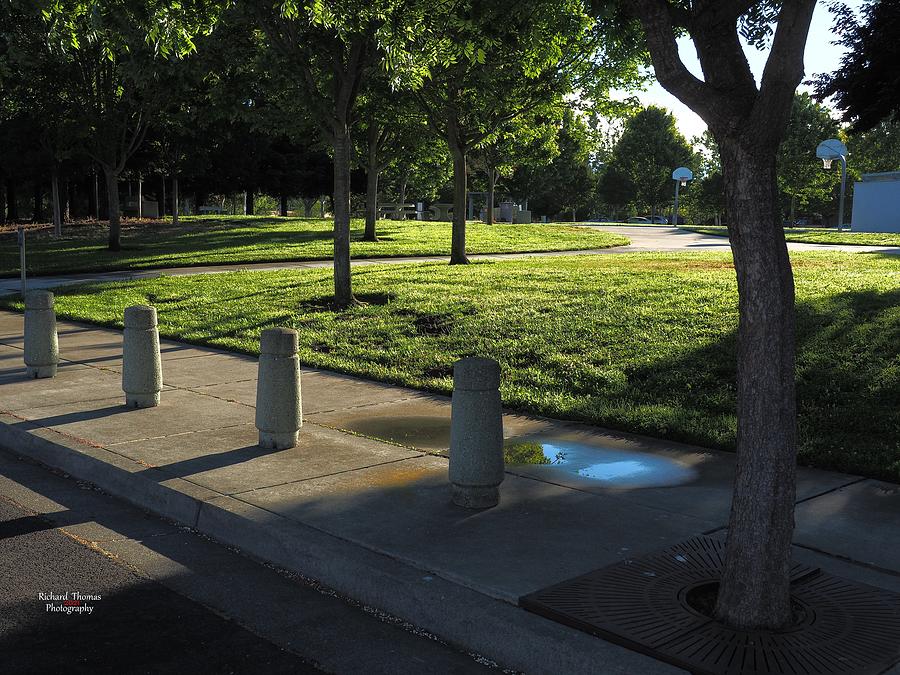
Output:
23,291,59,378
449,357,504,508
122,305,162,408
255,328,302,449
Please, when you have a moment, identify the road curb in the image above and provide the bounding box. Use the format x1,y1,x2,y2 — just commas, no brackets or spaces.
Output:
0,414,681,675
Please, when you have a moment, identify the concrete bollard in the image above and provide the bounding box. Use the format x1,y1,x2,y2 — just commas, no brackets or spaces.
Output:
449,357,504,508
23,291,59,379
255,328,302,449
122,305,162,408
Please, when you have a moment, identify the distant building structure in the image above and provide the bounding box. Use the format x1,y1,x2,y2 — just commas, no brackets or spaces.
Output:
851,171,900,233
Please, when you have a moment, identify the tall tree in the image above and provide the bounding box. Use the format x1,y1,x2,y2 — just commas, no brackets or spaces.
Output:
43,0,219,249
602,106,693,218
415,0,642,263
621,0,817,630
815,0,900,132
777,93,840,224
254,1,423,306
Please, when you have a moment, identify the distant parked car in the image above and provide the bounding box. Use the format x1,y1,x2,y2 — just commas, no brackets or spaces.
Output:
627,216,651,224
649,216,668,224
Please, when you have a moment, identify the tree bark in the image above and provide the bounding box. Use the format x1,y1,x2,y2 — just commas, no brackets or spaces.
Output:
714,140,797,631
332,124,355,306
363,158,379,242
103,167,121,251
0,182,5,225
279,194,289,217
789,194,796,227
160,176,167,218
486,168,496,225
91,173,100,220
244,190,255,216
447,118,469,264
51,169,62,236
398,170,408,207
32,183,43,223
172,177,180,226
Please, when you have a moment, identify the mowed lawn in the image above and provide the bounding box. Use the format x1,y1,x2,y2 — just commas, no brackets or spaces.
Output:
0,216,628,276
4,251,897,481
684,225,900,247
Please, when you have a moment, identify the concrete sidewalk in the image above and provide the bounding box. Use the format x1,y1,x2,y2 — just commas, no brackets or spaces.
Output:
1,309,898,673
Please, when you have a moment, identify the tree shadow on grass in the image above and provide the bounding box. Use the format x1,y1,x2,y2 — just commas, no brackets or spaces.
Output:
585,285,900,481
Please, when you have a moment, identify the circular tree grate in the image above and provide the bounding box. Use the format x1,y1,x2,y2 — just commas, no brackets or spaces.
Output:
520,536,900,675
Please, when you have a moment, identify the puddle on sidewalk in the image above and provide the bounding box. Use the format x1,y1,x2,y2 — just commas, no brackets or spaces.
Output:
507,438,698,489
339,415,451,450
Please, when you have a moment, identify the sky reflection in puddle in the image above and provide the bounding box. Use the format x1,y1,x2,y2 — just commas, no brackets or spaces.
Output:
530,441,697,488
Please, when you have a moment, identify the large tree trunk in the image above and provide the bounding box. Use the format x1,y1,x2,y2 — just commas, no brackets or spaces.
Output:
332,123,355,306
448,122,468,264
103,167,121,251
486,168,496,225
244,190,255,215
279,194,289,217
714,140,797,631
50,169,62,236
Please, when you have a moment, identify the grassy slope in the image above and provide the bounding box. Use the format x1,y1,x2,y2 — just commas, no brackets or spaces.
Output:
684,225,900,246
7,251,897,481
0,216,628,276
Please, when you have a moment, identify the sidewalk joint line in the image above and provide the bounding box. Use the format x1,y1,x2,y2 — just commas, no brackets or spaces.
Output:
791,541,900,579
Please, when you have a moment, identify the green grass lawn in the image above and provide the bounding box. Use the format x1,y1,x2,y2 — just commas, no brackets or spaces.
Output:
684,225,900,246
5,251,897,481
0,215,628,276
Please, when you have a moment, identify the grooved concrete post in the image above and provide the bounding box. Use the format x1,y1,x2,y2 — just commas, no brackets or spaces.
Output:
122,305,162,408
255,328,302,449
23,291,59,378
449,357,504,508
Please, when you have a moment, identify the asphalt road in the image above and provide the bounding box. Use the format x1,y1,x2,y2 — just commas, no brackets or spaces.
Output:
0,494,323,674
0,448,495,674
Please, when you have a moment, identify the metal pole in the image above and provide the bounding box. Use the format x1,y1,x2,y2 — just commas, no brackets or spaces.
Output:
838,155,847,232
673,180,681,226
17,226,26,296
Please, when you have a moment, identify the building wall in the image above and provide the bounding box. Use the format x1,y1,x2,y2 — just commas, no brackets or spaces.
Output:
851,173,900,233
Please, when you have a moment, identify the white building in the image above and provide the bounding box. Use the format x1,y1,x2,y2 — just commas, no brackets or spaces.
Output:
851,171,900,233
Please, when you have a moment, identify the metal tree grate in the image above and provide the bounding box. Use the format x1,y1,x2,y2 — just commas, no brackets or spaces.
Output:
520,536,900,675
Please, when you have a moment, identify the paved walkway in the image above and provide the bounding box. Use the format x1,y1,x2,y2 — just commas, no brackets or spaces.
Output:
3,226,897,296
1,310,898,673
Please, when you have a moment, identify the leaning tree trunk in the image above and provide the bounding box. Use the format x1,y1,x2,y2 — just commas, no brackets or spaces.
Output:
486,168,496,225
714,139,798,631
332,123,355,306
50,168,62,236
103,167,121,251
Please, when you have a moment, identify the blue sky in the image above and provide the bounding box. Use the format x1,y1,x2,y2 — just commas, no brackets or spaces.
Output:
634,1,864,141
